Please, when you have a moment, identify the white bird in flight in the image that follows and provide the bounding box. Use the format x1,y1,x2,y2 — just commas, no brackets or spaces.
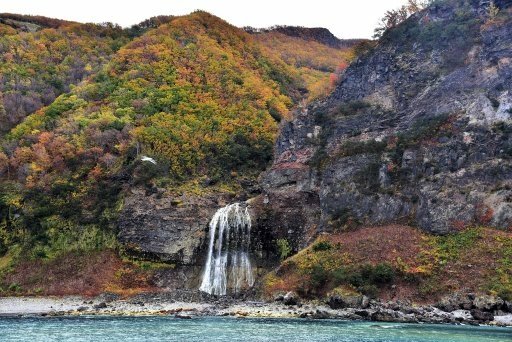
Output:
141,156,157,165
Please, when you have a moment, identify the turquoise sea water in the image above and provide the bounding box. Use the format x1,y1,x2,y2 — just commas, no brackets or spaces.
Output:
0,316,511,342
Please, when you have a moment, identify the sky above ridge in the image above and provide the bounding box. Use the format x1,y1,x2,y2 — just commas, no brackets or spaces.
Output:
2,0,409,39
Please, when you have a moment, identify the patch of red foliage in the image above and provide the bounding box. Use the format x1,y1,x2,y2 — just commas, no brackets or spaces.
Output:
2,250,159,297
450,220,468,232
264,225,512,304
328,225,425,267
475,203,494,225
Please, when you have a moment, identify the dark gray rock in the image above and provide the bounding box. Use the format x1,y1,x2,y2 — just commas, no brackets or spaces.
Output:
371,310,399,322
436,293,474,312
504,301,512,313
283,291,299,306
118,189,229,265
174,314,192,319
96,292,119,303
258,0,512,235
355,310,370,318
310,310,331,319
274,294,285,302
93,302,107,309
328,293,369,309
471,309,494,322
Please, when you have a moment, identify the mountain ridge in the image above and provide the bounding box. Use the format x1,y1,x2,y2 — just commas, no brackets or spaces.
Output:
244,25,364,48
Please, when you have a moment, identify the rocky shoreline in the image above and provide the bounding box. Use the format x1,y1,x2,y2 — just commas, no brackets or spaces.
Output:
1,293,511,327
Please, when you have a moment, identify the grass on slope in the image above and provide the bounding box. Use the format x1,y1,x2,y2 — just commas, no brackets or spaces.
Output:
0,249,168,297
262,225,512,302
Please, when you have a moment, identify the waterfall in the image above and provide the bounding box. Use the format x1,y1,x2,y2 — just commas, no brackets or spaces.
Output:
199,203,254,296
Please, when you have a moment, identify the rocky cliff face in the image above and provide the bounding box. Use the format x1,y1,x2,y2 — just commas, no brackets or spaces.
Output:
117,0,512,287
118,189,241,290
118,188,225,265
118,188,279,290
259,0,512,240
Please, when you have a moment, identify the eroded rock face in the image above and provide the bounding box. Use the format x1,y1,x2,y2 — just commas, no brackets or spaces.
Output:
473,294,505,311
118,188,234,266
328,293,370,310
117,187,281,288
436,293,474,312
259,0,512,235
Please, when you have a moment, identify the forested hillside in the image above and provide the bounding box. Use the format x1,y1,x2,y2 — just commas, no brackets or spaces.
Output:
0,14,129,136
0,11,353,295
250,28,357,100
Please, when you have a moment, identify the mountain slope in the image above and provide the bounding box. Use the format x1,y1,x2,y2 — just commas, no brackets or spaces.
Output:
250,28,357,100
252,0,512,301
246,25,362,48
0,11,353,294
0,14,129,136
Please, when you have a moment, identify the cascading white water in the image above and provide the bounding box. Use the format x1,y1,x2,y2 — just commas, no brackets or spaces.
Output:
199,203,254,296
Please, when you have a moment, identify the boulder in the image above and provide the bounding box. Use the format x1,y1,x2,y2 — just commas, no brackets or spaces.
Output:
471,309,494,322
96,292,120,303
327,287,369,309
283,291,299,306
355,310,371,318
274,294,285,302
371,310,398,322
310,310,331,319
436,293,473,312
175,314,192,319
93,302,107,309
473,295,504,311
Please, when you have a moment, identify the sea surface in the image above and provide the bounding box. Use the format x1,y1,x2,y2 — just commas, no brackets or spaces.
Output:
0,316,511,341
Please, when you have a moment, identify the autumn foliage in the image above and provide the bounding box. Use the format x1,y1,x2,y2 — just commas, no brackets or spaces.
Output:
0,15,128,135
252,31,355,100
0,11,356,280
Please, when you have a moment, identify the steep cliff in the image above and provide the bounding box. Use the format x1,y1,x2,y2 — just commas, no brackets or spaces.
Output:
258,0,512,253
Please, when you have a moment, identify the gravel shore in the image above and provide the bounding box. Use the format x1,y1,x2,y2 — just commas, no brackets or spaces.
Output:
1,294,512,327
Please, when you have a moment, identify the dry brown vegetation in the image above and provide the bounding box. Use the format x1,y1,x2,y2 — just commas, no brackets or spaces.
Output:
263,225,512,303
0,250,161,297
